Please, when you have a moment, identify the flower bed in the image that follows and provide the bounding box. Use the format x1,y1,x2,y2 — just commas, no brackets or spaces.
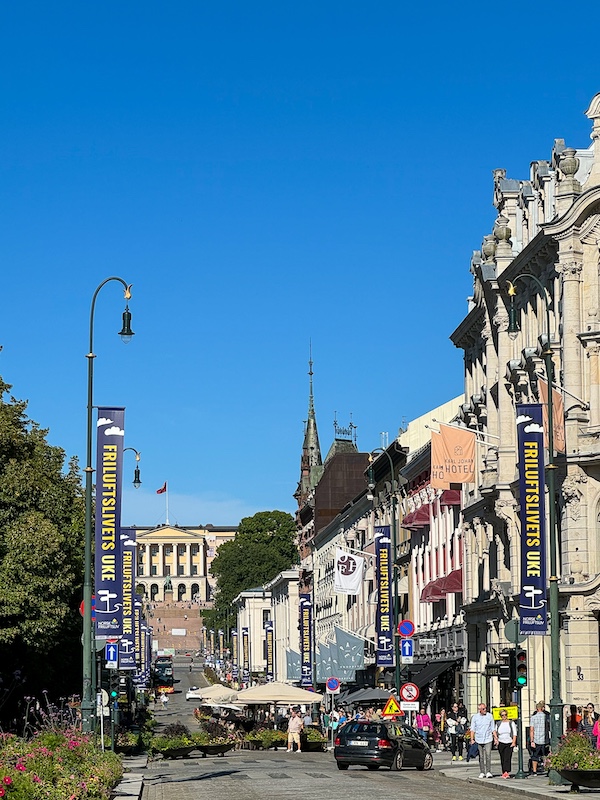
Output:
0,730,122,799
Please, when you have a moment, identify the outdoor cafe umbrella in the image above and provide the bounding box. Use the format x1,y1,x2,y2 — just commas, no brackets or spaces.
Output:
354,687,395,704
235,681,323,705
198,684,239,703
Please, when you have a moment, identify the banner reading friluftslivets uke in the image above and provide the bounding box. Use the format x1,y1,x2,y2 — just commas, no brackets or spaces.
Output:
94,407,125,638
375,526,394,667
516,404,548,635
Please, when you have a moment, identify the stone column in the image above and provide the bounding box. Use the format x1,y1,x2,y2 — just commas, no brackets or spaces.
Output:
158,544,164,577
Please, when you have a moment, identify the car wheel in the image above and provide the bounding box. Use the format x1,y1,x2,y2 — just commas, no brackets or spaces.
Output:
417,752,434,771
337,762,349,770
367,765,380,770
390,750,403,771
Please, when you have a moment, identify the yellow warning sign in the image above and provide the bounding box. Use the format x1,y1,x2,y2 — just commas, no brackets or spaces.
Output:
382,696,402,716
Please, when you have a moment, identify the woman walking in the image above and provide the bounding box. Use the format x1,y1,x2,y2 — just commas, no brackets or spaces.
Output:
496,710,517,778
446,702,466,760
415,707,432,742
578,703,598,744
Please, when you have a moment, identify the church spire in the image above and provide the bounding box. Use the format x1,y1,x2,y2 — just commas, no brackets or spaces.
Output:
294,345,323,505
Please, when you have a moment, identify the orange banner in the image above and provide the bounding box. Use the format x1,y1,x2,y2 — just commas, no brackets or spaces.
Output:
538,378,566,454
430,425,475,488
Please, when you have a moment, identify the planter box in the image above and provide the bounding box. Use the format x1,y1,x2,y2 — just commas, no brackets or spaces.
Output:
197,743,236,758
559,769,600,792
302,740,327,753
161,746,196,759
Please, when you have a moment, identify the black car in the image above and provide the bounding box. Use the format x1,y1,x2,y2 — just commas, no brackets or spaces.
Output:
334,720,433,771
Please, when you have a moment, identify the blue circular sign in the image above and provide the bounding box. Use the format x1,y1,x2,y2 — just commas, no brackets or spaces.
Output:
398,619,415,638
326,677,341,692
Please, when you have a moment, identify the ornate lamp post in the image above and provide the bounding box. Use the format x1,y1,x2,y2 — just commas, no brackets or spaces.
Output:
124,447,142,489
82,278,134,733
367,447,401,695
507,275,563,756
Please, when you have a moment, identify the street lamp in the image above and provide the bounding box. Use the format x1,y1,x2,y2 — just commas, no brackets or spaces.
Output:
367,447,401,696
82,278,134,734
124,447,142,489
507,275,563,756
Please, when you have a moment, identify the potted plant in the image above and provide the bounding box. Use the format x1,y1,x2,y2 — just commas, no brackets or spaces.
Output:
547,730,600,790
301,726,328,752
195,720,238,757
113,729,141,755
151,723,197,759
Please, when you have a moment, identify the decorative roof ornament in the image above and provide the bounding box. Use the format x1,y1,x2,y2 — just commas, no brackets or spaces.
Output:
585,93,600,188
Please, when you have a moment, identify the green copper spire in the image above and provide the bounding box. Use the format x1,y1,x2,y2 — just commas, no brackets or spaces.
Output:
294,345,323,504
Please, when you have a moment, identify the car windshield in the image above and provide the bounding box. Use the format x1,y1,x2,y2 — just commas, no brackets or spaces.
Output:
343,723,384,736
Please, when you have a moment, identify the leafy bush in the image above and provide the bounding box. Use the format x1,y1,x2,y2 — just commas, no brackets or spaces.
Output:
548,731,600,771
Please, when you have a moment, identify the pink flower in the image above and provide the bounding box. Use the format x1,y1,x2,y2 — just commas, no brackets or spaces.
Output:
0,787,5,797
1,776,10,784
15,762,26,771
32,774,41,783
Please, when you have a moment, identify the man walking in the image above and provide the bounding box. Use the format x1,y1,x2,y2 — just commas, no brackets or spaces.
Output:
287,707,304,753
470,702,497,778
529,701,550,775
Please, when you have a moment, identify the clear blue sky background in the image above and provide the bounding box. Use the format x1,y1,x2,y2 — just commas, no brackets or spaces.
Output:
2,2,599,527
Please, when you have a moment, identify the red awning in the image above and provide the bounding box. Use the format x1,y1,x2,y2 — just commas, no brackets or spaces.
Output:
440,489,461,506
439,568,463,594
402,504,431,529
420,578,446,603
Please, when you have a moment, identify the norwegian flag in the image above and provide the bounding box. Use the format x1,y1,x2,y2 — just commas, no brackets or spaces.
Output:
156,482,167,494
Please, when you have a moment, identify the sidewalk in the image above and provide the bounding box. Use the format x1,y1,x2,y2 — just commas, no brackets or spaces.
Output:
437,749,574,798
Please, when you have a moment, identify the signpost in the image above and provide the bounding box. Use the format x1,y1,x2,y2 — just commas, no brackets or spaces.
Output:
326,677,341,694
400,638,414,664
398,619,415,638
399,682,419,702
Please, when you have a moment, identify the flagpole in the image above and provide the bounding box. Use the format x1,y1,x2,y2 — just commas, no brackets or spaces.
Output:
166,482,169,525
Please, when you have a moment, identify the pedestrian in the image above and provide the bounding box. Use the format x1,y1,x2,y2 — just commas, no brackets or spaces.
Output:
566,704,582,731
470,702,496,778
287,707,304,753
160,692,169,708
529,700,550,775
578,703,598,743
303,710,312,727
415,707,432,742
446,702,465,760
496,709,517,778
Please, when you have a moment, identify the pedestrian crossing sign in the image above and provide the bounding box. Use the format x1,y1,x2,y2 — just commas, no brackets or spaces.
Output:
382,696,402,716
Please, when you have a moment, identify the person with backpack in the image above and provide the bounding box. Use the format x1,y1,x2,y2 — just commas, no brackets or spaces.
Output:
496,709,517,778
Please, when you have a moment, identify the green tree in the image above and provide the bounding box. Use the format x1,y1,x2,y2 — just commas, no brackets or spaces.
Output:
0,377,85,720
204,510,297,633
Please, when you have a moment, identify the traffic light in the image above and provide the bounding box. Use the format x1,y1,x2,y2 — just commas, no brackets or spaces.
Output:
109,671,120,700
515,648,528,689
498,650,511,682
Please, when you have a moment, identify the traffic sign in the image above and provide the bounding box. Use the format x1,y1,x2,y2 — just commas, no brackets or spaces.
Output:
105,643,118,668
399,682,419,702
398,619,415,638
400,639,414,663
400,701,419,712
326,677,341,694
382,696,402,716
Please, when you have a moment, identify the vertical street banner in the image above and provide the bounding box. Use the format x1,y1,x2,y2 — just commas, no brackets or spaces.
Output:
133,594,143,685
94,407,125,638
231,629,239,680
242,627,250,685
516,404,548,635
209,629,215,656
140,623,148,687
334,548,365,595
375,526,394,667
218,629,224,659
265,620,275,682
299,593,313,687
119,528,137,670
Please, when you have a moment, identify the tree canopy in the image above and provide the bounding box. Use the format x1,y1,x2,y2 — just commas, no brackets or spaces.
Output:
204,510,297,632
0,377,85,719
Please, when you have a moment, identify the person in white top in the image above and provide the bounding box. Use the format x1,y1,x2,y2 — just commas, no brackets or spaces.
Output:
496,709,518,778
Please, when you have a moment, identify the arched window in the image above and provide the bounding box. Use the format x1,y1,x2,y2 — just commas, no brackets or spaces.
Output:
178,583,186,601
151,583,159,600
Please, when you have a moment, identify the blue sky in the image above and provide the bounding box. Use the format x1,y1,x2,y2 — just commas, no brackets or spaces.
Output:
1,2,599,527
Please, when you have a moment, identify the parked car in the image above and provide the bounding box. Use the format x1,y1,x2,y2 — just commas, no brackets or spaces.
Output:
334,720,433,771
186,687,203,701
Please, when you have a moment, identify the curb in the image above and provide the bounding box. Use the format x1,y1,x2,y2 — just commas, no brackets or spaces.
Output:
111,755,147,799
439,767,571,799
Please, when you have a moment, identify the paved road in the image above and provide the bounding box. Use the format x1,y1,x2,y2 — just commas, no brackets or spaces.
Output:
141,661,571,800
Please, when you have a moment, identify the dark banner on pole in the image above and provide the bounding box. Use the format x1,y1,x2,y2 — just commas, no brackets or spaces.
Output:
265,620,275,682
94,407,125,638
299,593,313,687
231,629,238,680
242,627,250,685
516,403,548,636
375,526,394,667
133,594,143,685
119,527,137,670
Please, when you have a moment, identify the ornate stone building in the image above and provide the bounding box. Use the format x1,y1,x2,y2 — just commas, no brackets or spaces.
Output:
450,94,600,713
